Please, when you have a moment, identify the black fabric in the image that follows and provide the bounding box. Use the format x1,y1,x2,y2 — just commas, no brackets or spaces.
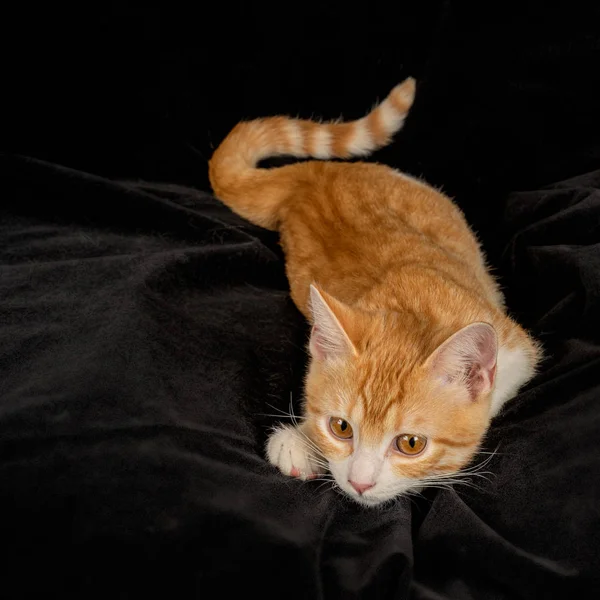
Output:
2,2,600,598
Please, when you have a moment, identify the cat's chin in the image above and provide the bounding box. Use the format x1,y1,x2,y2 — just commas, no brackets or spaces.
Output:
351,494,389,507
340,486,410,508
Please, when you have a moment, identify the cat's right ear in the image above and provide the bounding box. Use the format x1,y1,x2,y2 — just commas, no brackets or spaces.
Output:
308,284,357,361
426,322,498,400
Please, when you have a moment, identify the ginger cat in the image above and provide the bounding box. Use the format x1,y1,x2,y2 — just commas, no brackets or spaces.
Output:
208,78,540,506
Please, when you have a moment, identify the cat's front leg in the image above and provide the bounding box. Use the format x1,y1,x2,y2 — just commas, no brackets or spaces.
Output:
266,423,324,480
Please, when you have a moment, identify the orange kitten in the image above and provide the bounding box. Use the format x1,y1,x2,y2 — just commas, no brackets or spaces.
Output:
209,78,540,506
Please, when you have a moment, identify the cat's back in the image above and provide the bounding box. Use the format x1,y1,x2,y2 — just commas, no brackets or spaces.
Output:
280,161,479,260
279,160,497,314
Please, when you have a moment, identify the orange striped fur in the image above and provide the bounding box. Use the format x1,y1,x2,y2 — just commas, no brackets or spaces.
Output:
209,77,540,506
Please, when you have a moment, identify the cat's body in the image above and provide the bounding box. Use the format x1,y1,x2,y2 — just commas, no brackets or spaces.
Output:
209,78,540,506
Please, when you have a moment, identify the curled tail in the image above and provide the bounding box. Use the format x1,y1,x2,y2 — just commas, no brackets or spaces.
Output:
208,77,416,230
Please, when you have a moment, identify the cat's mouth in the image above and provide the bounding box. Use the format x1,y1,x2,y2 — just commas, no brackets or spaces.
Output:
349,487,413,507
336,478,417,506
339,484,390,507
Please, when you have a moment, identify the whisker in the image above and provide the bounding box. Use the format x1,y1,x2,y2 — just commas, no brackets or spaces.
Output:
420,475,482,486
293,429,327,456
299,438,328,462
287,437,329,468
289,393,301,429
419,485,457,493
264,402,306,421
264,395,329,467
312,479,335,492
463,471,494,480
419,475,484,488
422,470,493,483
306,476,333,484
457,453,497,474
402,493,422,508
421,449,500,491
422,477,487,493
294,427,329,461
257,412,304,420
316,481,338,498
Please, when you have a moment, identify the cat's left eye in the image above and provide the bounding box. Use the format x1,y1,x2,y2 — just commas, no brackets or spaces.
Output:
395,434,427,456
329,417,353,440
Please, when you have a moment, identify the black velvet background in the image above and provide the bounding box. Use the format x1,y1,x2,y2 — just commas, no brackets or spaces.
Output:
2,2,600,598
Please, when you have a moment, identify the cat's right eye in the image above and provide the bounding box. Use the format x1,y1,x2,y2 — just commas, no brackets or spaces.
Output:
329,417,353,440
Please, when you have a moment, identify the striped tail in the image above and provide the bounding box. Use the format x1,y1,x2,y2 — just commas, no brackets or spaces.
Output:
208,77,416,230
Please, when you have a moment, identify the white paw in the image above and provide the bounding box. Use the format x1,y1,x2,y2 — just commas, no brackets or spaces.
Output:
266,425,323,480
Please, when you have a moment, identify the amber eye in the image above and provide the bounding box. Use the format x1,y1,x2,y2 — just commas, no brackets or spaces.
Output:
329,417,353,440
395,434,427,456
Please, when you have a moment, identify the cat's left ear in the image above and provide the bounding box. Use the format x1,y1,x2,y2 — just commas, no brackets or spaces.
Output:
426,322,497,400
308,284,357,361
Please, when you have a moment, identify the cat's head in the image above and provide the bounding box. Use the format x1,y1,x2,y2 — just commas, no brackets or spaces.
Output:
303,285,497,506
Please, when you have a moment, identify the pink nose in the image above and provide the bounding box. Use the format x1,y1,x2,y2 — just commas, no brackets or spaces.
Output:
349,480,375,494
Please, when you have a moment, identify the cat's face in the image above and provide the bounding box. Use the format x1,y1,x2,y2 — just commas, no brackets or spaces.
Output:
304,285,496,506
